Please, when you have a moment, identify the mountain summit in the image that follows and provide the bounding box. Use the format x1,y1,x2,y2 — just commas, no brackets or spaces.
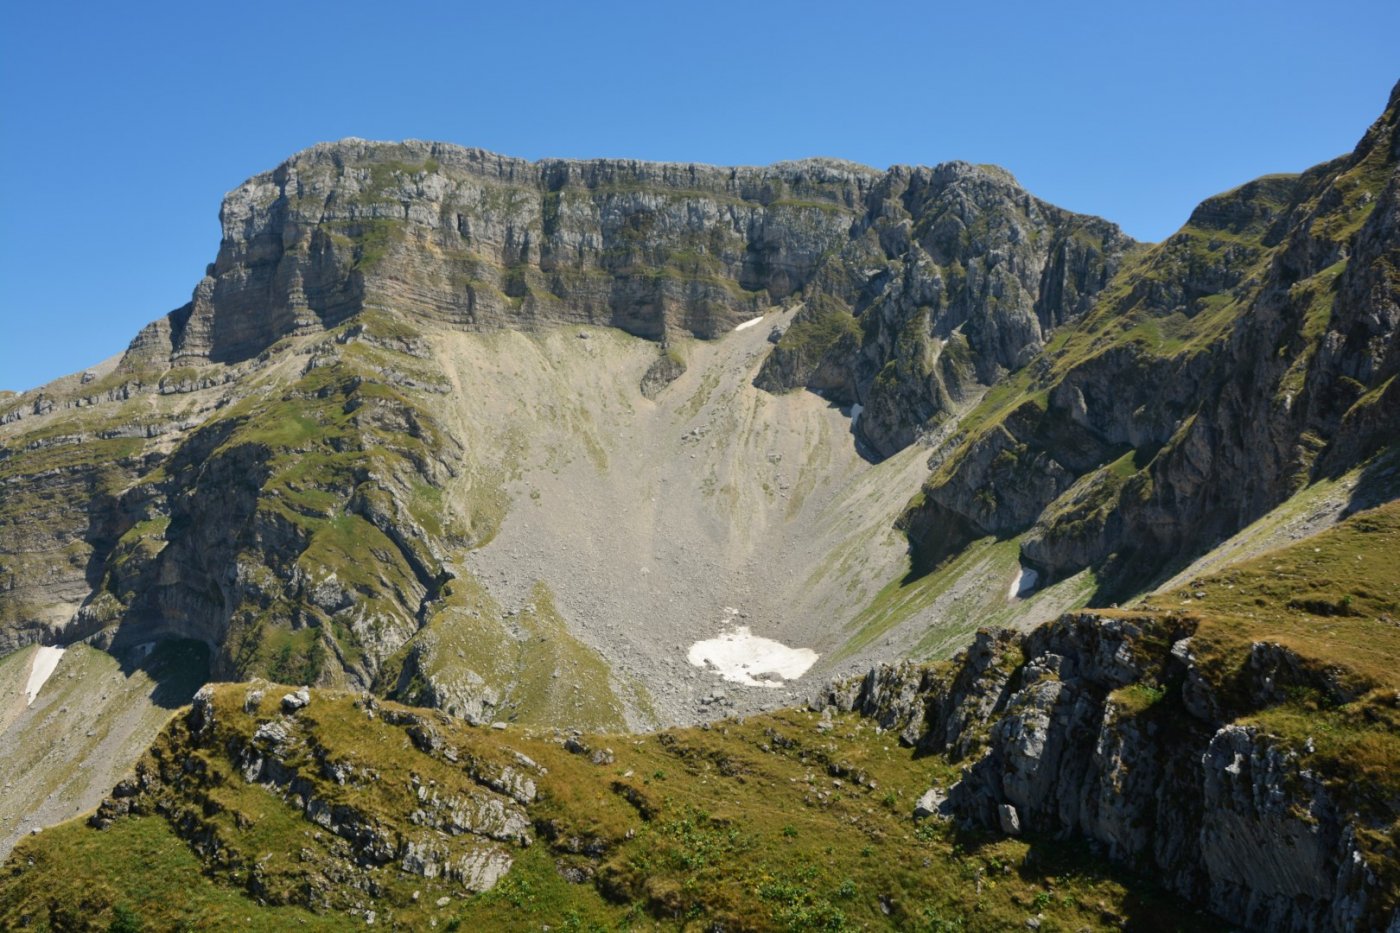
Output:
1,80,1398,932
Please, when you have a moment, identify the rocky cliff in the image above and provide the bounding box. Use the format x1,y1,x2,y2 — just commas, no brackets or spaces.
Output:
903,81,1400,599
764,161,1135,457
149,139,1134,456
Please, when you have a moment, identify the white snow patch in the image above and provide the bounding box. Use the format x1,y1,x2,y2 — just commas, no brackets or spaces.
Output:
849,403,863,429
24,646,65,706
1008,566,1039,599
687,626,818,688
733,316,765,332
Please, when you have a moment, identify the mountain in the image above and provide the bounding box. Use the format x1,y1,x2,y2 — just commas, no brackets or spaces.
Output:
0,80,1397,931
903,81,1400,597
0,135,1138,718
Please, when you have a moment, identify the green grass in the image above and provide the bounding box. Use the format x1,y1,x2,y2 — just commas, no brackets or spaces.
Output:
837,536,1017,661
378,575,631,730
1,690,1207,932
0,816,342,932
505,582,628,730
1110,682,1168,716
1149,500,1400,695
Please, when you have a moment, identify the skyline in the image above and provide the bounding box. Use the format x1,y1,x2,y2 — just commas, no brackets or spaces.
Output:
2,0,1398,391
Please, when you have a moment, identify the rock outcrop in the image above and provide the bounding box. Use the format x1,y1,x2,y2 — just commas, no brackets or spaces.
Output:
90,686,531,909
817,606,1400,932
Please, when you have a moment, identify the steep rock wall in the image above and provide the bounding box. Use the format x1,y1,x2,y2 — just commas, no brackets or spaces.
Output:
817,614,1399,931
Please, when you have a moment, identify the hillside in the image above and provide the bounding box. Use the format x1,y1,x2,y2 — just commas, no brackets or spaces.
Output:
0,79,1397,932
3,500,1397,930
901,80,1400,601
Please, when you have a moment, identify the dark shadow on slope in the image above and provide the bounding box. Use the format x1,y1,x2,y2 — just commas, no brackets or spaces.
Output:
900,507,988,586
78,488,125,596
1096,443,1400,608
109,637,211,711
841,400,882,465
1342,443,1400,518
948,826,1229,932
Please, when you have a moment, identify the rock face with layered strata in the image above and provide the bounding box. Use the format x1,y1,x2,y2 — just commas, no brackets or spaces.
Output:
139,141,1133,452
168,142,1130,384
2,84,1398,737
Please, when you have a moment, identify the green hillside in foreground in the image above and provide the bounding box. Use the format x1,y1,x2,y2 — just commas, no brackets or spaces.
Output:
0,697,1205,932
5,498,1398,931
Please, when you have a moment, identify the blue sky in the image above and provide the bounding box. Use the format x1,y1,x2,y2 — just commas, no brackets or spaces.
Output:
2,0,1397,392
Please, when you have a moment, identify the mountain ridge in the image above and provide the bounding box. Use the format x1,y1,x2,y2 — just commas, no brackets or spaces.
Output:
0,79,1398,932
0,127,1142,700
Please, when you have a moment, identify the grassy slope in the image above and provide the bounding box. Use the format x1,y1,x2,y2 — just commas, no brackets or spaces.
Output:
3,481,1398,933
0,690,1209,932
1144,500,1400,846
378,574,630,731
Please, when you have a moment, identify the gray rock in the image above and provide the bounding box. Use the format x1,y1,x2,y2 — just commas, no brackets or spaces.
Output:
281,687,310,712
913,788,946,819
640,352,686,399
997,803,1021,835
824,604,1400,931
188,685,216,738
253,720,291,746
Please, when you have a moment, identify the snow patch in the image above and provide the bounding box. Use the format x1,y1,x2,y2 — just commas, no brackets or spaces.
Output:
733,316,765,332
849,403,863,429
1008,566,1039,599
24,647,65,706
687,626,818,688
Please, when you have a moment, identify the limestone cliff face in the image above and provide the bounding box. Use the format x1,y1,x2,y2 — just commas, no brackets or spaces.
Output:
818,615,1398,932
149,140,1132,455
162,142,878,362
814,162,1134,457
905,81,1400,596
0,87,1394,706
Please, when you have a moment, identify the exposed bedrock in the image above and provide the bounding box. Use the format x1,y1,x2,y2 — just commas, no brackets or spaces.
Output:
817,615,1399,932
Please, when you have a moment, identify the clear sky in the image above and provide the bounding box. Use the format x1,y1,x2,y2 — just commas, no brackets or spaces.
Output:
1,0,1397,392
